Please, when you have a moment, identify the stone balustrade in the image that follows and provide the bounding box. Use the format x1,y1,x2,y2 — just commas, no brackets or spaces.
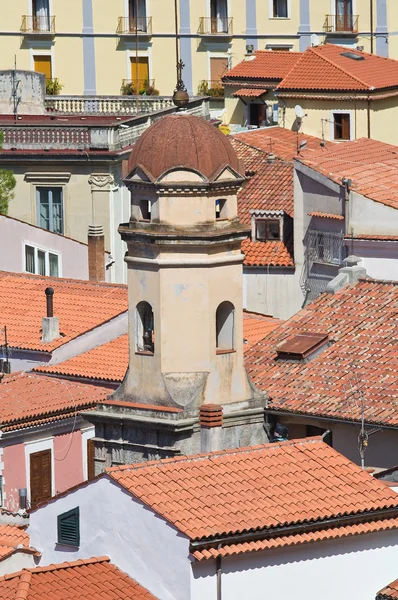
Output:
44,95,185,116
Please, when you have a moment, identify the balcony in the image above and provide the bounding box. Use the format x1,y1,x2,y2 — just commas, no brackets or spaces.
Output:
307,230,344,266
198,80,224,98
323,14,359,35
121,79,157,96
116,17,152,36
20,15,56,36
198,17,233,36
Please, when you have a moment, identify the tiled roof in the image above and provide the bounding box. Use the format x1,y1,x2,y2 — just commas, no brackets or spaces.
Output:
298,137,398,210
245,279,398,427
34,313,277,382
277,44,398,92
242,236,294,267
309,211,344,220
233,127,323,161
0,525,38,561
0,372,108,431
0,557,157,599
0,271,127,352
229,136,267,165
193,516,398,561
377,578,398,599
233,88,268,98
346,235,398,241
243,311,281,348
224,50,300,81
106,438,398,543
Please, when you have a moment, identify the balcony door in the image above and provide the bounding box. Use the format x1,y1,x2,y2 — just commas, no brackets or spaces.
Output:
34,55,52,82
130,57,149,92
210,0,228,33
129,0,147,32
210,57,228,89
335,0,353,31
32,0,50,31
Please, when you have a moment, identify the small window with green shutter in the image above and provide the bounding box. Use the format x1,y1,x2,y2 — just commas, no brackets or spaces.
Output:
57,507,80,547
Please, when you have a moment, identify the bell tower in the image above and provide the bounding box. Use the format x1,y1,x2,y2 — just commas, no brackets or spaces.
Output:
88,114,267,466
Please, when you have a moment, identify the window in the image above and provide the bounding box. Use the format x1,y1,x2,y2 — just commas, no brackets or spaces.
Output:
57,507,80,547
140,199,151,221
33,55,52,81
333,113,351,140
255,219,280,241
216,301,235,351
32,0,50,31
307,229,344,265
215,199,228,219
135,301,154,354
210,56,228,90
25,244,60,277
30,449,52,506
130,57,149,91
272,0,288,18
37,187,63,234
210,0,228,33
249,103,267,128
129,0,147,32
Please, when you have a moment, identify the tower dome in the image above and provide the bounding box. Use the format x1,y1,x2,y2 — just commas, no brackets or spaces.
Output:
128,113,243,181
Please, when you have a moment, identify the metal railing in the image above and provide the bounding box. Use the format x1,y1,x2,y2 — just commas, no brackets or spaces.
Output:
198,17,233,35
21,15,55,34
323,14,359,33
307,230,344,266
121,79,156,95
116,16,152,35
198,80,224,98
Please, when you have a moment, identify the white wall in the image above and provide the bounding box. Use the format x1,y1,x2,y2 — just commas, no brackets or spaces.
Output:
192,529,398,600
350,192,398,236
0,551,37,576
243,268,301,320
28,476,191,600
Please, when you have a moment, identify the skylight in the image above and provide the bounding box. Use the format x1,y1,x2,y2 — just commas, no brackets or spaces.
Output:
276,333,329,360
340,52,365,61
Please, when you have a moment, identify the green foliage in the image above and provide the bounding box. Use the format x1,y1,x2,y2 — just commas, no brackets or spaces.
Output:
46,78,64,96
197,81,224,98
121,80,160,96
0,133,16,215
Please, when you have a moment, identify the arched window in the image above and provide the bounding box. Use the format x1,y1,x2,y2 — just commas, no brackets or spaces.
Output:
216,301,235,351
135,301,154,354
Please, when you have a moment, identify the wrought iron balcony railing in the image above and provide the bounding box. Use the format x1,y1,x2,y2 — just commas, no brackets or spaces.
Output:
117,17,152,35
198,17,233,35
307,230,344,266
198,80,224,98
21,15,56,34
323,14,359,34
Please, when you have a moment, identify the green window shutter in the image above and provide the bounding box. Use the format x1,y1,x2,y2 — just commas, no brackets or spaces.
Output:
57,507,80,546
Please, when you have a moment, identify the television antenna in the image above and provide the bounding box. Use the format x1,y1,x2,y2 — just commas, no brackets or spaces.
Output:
11,56,21,123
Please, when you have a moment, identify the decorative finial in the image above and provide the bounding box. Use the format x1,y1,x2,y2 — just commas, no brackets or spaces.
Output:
173,59,189,109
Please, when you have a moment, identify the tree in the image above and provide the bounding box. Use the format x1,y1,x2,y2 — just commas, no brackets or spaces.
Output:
0,132,16,215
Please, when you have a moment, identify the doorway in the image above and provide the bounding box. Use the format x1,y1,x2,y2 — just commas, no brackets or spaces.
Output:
335,0,353,31
249,103,267,128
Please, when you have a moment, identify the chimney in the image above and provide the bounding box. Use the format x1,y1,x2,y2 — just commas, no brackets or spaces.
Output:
200,404,223,453
88,224,105,282
42,287,60,343
326,255,366,295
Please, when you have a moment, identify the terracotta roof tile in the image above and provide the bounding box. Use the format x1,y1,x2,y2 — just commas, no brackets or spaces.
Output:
224,50,300,81
232,127,323,161
34,313,277,381
377,577,398,599
106,438,398,541
299,138,398,209
0,557,157,599
193,516,398,561
233,88,268,98
244,279,398,427
277,44,398,92
0,271,127,352
345,234,398,241
0,372,108,431
242,237,294,267
309,211,344,220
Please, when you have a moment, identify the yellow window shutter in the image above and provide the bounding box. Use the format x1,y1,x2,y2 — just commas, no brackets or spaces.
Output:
34,56,52,80
130,57,149,86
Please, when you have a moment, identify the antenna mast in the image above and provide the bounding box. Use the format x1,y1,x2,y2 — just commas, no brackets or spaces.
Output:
12,55,20,123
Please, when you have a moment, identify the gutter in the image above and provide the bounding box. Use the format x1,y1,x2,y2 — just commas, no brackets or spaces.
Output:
190,505,398,552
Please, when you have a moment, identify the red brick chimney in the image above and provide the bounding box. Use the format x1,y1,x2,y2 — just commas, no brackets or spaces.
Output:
88,225,105,282
200,404,223,452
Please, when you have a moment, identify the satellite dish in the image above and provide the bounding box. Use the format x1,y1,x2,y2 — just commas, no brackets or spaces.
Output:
295,105,304,119
311,33,320,47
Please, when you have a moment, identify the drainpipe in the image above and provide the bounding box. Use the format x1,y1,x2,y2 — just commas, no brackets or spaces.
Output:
367,97,371,138
342,177,352,237
216,553,222,600
370,0,374,54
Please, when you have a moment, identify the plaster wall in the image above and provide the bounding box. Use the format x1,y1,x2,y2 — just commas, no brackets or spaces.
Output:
5,350,51,374
28,476,191,600
0,553,37,576
0,215,102,280
2,443,26,513
243,268,300,319
350,192,398,236
192,528,398,600
53,430,84,495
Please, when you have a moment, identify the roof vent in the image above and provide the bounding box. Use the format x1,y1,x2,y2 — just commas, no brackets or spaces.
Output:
340,51,365,61
246,44,254,55
276,333,329,361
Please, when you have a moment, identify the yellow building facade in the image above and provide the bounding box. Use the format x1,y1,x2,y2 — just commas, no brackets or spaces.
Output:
0,0,396,97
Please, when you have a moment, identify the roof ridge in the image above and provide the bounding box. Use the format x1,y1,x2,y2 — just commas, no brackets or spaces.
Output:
310,46,372,89
0,270,127,290
106,437,323,474
15,571,31,600
26,556,110,574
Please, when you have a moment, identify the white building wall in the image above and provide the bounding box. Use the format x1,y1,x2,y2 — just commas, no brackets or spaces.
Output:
0,552,37,576
243,268,301,320
350,192,398,236
192,529,398,600
28,476,191,600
